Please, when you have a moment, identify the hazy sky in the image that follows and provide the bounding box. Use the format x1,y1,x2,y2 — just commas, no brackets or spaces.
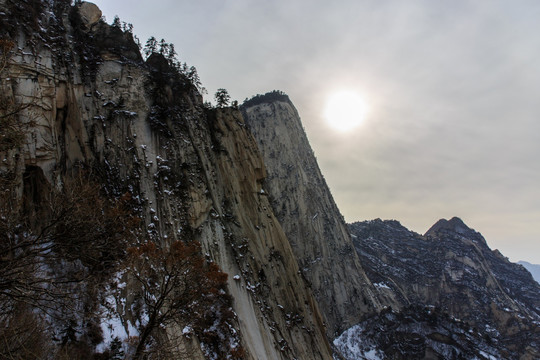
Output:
93,0,540,264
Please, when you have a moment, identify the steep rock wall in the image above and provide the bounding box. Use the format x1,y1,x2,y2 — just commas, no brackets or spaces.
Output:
242,96,384,337
0,2,332,358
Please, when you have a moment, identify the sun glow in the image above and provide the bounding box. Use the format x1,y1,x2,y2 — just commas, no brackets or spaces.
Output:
324,91,368,132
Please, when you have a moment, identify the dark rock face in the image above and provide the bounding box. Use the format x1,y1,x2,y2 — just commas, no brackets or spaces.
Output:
348,217,540,359
334,305,506,360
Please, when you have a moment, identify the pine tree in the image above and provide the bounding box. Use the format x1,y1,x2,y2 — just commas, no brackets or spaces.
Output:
158,38,168,55
112,15,121,28
144,36,158,57
215,88,230,108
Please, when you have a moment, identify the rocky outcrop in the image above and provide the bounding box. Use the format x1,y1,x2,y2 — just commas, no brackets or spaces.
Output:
242,92,383,337
348,217,540,359
0,2,332,358
77,2,101,28
334,305,508,360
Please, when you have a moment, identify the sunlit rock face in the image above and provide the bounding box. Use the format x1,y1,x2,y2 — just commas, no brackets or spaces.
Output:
348,217,540,359
242,93,384,337
0,2,332,358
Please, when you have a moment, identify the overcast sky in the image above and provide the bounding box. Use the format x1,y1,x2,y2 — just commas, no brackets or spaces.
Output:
93,0,540,264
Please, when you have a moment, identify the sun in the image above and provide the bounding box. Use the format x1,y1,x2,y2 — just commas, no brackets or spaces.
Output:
324,91,368,132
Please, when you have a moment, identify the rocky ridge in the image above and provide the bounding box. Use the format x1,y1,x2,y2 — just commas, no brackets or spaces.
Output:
347,217,540,359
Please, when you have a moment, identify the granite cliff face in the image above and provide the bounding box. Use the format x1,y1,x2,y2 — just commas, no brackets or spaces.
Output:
346,217,540,359
0,2,331,358
242,93,382,337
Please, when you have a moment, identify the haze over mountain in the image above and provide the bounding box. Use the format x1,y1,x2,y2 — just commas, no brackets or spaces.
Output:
519,261,540,285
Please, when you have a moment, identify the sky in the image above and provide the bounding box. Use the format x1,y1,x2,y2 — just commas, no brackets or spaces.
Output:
93,0,540,264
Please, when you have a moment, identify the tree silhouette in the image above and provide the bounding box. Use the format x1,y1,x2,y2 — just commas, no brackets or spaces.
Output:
0,170,137,358
144,36,157,57
158,38,168,55
215,88,230,108
111,15,121,28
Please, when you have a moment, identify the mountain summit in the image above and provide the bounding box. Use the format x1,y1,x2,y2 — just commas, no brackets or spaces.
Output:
425,216,473,236
0,2,331,358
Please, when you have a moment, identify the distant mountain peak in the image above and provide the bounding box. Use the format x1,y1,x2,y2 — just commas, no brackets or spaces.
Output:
425,216,472,237
518,261,540,284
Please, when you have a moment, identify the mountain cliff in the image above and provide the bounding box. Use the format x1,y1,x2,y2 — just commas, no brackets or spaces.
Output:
345,217,540,359
239,90,540,358
241,93,383,337
0,1,331,358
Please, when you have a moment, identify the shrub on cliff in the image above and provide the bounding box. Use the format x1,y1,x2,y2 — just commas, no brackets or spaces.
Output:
125,240,244,359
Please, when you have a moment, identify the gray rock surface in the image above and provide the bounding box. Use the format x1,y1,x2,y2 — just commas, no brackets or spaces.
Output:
242,94,383,337
78,2,102,28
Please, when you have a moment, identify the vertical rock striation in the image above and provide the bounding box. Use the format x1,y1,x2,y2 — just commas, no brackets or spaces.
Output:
242,93,382,337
